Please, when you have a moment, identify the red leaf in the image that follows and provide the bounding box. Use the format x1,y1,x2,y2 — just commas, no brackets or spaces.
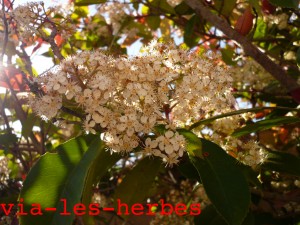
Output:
278,128,289,143
31,38,44,55
0,67,28,91
261,0,276,14
21,173,27,181
4,0,13,10
234,7,254,36
55,34,63,47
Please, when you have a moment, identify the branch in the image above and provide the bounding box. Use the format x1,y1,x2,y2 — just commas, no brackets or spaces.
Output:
184,0,300,103
1,0,9,63
40,5,64,62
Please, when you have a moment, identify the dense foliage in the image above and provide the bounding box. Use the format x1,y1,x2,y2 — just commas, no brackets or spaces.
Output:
0,0,300,225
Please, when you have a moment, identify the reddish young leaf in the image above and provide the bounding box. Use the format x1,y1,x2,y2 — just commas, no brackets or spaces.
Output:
55,34,63,47
4,0,13,10
234,7,254,36
31,38,45,55
278,127,289,143
137,17,146,24
261,0,276,14
0,67,28,91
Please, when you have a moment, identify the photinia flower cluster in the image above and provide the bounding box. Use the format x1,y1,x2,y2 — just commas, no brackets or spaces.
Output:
29,41,240,165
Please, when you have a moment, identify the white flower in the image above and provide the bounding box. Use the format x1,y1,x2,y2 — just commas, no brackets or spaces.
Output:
30,41,237,166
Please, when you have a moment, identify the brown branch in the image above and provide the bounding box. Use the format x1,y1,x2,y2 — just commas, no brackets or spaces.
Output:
184,0,300,101
1,0,9,62
47,25,64,61
60,106,85,120
19,43,34,77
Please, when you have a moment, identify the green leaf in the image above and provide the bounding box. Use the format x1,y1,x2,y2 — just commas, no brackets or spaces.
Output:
262,150,300,177
71,6,89,20
253,19,267,39
189,138,250,225
221,48,236,65
178,156,202,181
189,107,299,130
114,157,162,216
146,16,161,30
249,0,261,15
232,116,300,137
74,0,106,6
22,114,37,138
174,2,194,15
269,0,299,8
19,135,105,225
0,133,18,146
82,147,121,225
177,129,203,158
238,164,262,189
8,159,20,178
214,0,237,17
149,0,176,14
184,15,202,47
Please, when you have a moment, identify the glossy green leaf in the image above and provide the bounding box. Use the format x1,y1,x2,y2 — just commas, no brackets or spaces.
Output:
189,107,299,130
269,0,299,8
184,15,202,47
232,116,300,137
262,150,300,177
178,156,201,181
114,157,162,216
177,129,203,158
189,138,250,225
253,19,267,39
238,164,262,189
74,0,106,6
82,147,121,225
19,135,105,225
